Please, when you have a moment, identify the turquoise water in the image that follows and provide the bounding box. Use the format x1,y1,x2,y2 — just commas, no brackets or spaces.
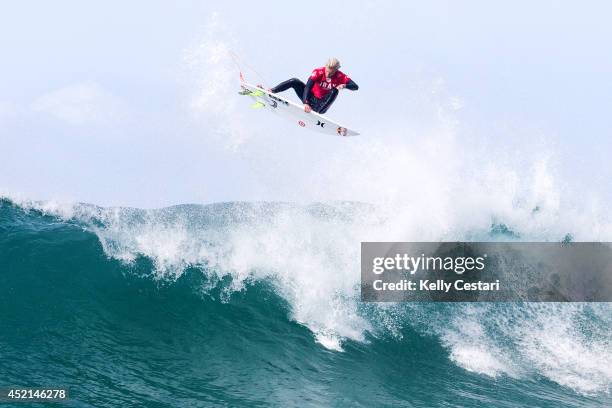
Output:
1,198,610,407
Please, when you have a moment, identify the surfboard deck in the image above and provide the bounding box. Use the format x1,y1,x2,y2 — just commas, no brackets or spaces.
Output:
239,81,359,137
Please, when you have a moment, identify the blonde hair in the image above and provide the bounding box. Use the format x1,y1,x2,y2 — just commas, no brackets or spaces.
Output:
325,57,341,69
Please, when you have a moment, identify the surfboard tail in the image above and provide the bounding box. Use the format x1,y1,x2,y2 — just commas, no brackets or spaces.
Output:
238,87,264,97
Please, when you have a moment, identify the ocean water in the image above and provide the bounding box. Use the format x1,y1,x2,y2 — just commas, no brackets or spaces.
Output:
1,197,610,407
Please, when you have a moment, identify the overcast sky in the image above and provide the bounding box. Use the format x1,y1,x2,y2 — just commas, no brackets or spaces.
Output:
1,1,611,208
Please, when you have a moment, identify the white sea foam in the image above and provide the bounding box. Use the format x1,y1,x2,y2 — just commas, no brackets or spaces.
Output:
516,304,612,395
182,12,254,150
440,305,520,378
5,146,612,394
436,303,611,395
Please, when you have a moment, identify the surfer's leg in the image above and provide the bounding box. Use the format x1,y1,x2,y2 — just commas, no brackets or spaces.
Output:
316,88,339,114
270,78,305,100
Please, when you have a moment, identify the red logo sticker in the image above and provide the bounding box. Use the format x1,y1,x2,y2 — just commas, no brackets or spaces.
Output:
298,121,305,127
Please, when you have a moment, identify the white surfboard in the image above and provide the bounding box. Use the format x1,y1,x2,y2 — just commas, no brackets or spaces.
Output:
239,77,359,137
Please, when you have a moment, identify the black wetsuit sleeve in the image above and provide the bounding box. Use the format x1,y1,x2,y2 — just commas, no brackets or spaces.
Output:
303,78,315,103
346,79,358,90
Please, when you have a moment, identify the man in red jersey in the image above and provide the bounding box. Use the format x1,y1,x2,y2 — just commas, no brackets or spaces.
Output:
268,58,358,114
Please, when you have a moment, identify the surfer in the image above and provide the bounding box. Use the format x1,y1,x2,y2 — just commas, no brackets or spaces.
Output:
266,58,358,114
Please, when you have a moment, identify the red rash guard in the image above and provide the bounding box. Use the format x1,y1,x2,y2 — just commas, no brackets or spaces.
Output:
309,67,351,99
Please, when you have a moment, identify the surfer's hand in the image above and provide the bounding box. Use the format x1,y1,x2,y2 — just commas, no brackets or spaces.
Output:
336,84,346,90
304,104,312,113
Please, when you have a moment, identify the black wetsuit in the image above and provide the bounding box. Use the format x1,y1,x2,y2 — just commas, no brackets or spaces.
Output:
270,77,358,114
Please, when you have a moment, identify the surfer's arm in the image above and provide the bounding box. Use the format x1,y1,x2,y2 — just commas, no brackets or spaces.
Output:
336,78,358,91
302,78,315,103
345,79,358,90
